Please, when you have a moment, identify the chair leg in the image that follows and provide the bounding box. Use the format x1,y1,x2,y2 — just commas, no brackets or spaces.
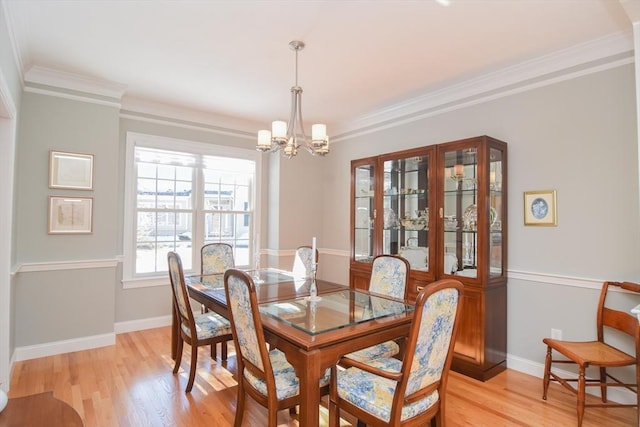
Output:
267,405,278,427
636,364,640,427
221,341,228,361
186,343,198,393
577,367,586,427
357,421,366,427
210,342,217,360
599,367,608,402
234,380,246,427
173,338,184,374
542,346,552,400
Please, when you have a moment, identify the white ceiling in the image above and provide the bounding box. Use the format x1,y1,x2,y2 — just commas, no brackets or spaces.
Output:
3,0,639,136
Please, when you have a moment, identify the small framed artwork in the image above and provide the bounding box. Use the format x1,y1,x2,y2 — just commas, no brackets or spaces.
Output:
48,196,93,234
49,151,94,190
524,190,557,226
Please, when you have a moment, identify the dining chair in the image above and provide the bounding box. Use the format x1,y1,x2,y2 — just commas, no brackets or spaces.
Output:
542,280,640,427
201,242,235,275
329,279,463,427
167,251,233,393
292,245,317,278
199,243,235,351
223,268,330,427
346,254,410,362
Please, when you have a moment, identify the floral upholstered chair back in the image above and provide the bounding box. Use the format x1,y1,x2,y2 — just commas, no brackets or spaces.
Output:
201,243,235,275
224,269,268,374
402,281,462,403
167,252,194,329
369,255,410,300
292,246,316,278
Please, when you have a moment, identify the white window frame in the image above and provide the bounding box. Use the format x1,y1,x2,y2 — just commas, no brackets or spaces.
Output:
122,132,261,289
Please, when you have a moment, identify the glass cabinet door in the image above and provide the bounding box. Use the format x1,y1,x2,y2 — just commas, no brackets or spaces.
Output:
442,147,478,278
489,147,504,278
353,163,375,263
381,154,431,272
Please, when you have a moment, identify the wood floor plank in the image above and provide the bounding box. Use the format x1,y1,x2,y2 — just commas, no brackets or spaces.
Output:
7,326,637,426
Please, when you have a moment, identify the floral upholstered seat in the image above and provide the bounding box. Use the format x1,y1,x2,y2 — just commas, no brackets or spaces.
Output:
168,251,233,393
346,255,410,362
201,243,235,275
180,312,231,340
292,245,316,278
330,279,464,426
224,269,330,426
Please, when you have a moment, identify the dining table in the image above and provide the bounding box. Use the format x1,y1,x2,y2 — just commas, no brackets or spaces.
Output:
172,268,415,427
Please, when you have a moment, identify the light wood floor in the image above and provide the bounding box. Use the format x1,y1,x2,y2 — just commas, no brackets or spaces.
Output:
7,326,637,426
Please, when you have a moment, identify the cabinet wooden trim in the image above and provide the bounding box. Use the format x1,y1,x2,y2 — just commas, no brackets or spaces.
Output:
349,135,507,381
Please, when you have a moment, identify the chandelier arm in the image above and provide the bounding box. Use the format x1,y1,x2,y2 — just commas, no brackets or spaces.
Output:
296,89,308,144
287,87,298,141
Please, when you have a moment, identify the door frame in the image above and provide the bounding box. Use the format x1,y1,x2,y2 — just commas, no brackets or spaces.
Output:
0,68,17,391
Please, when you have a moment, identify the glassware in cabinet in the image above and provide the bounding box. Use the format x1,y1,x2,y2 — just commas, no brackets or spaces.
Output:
353,161,375,264
441,147,479,278
382,153,432,272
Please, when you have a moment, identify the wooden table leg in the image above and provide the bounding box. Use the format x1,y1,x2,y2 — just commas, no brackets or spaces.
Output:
298,349,322,427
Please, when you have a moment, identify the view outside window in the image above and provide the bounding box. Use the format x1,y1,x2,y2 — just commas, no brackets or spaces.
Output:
133,146,254,276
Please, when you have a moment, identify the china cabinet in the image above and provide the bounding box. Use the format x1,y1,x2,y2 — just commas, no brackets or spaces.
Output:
350,135,507,381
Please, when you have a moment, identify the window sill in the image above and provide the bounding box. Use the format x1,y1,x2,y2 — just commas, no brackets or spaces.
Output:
122,276,170,289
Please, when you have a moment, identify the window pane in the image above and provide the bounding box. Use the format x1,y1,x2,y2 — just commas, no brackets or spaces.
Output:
130,143,255,276
136,243,157,274
234,185,250,211
138,163,157,179
157,164,175,180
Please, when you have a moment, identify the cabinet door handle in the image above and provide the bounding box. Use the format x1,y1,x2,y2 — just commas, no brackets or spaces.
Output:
417,286,424,292
439,208,443,218
373,209,377,219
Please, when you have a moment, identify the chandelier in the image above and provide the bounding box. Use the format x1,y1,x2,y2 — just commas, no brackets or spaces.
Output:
256,41,329,158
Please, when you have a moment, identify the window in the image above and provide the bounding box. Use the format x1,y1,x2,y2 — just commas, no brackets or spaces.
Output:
123,133,260,288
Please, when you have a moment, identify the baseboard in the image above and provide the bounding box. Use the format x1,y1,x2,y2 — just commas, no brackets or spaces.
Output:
507,354,636,405
14,333,115,362
114,315,172,334
13,315,171,362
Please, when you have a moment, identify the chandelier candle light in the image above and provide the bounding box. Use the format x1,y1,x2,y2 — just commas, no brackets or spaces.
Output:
256,41,329,158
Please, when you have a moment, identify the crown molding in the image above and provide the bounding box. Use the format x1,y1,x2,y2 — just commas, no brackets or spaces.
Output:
24,65,127,100
120,96,259,140
333,31,634,140
15,30,634,141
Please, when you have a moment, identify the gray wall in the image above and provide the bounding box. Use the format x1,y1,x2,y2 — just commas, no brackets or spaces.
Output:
6,49,640,395
320,64,640,371
13,91,120,345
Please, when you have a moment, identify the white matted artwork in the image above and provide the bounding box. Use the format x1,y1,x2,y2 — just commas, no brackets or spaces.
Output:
48,196,93,234
49,151,94,190
523,190,557,226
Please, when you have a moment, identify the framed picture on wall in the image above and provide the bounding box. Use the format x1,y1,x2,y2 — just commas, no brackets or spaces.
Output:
49,151,94,190
48,196,93,234
523,190,557,226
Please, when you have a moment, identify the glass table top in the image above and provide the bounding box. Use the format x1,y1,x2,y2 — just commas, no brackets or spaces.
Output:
259,289,415,335
188,268,297,289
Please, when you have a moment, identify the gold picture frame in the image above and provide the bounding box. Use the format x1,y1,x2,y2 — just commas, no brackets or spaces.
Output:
524,190,557,226
48,196,93,234
49,150,94,190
